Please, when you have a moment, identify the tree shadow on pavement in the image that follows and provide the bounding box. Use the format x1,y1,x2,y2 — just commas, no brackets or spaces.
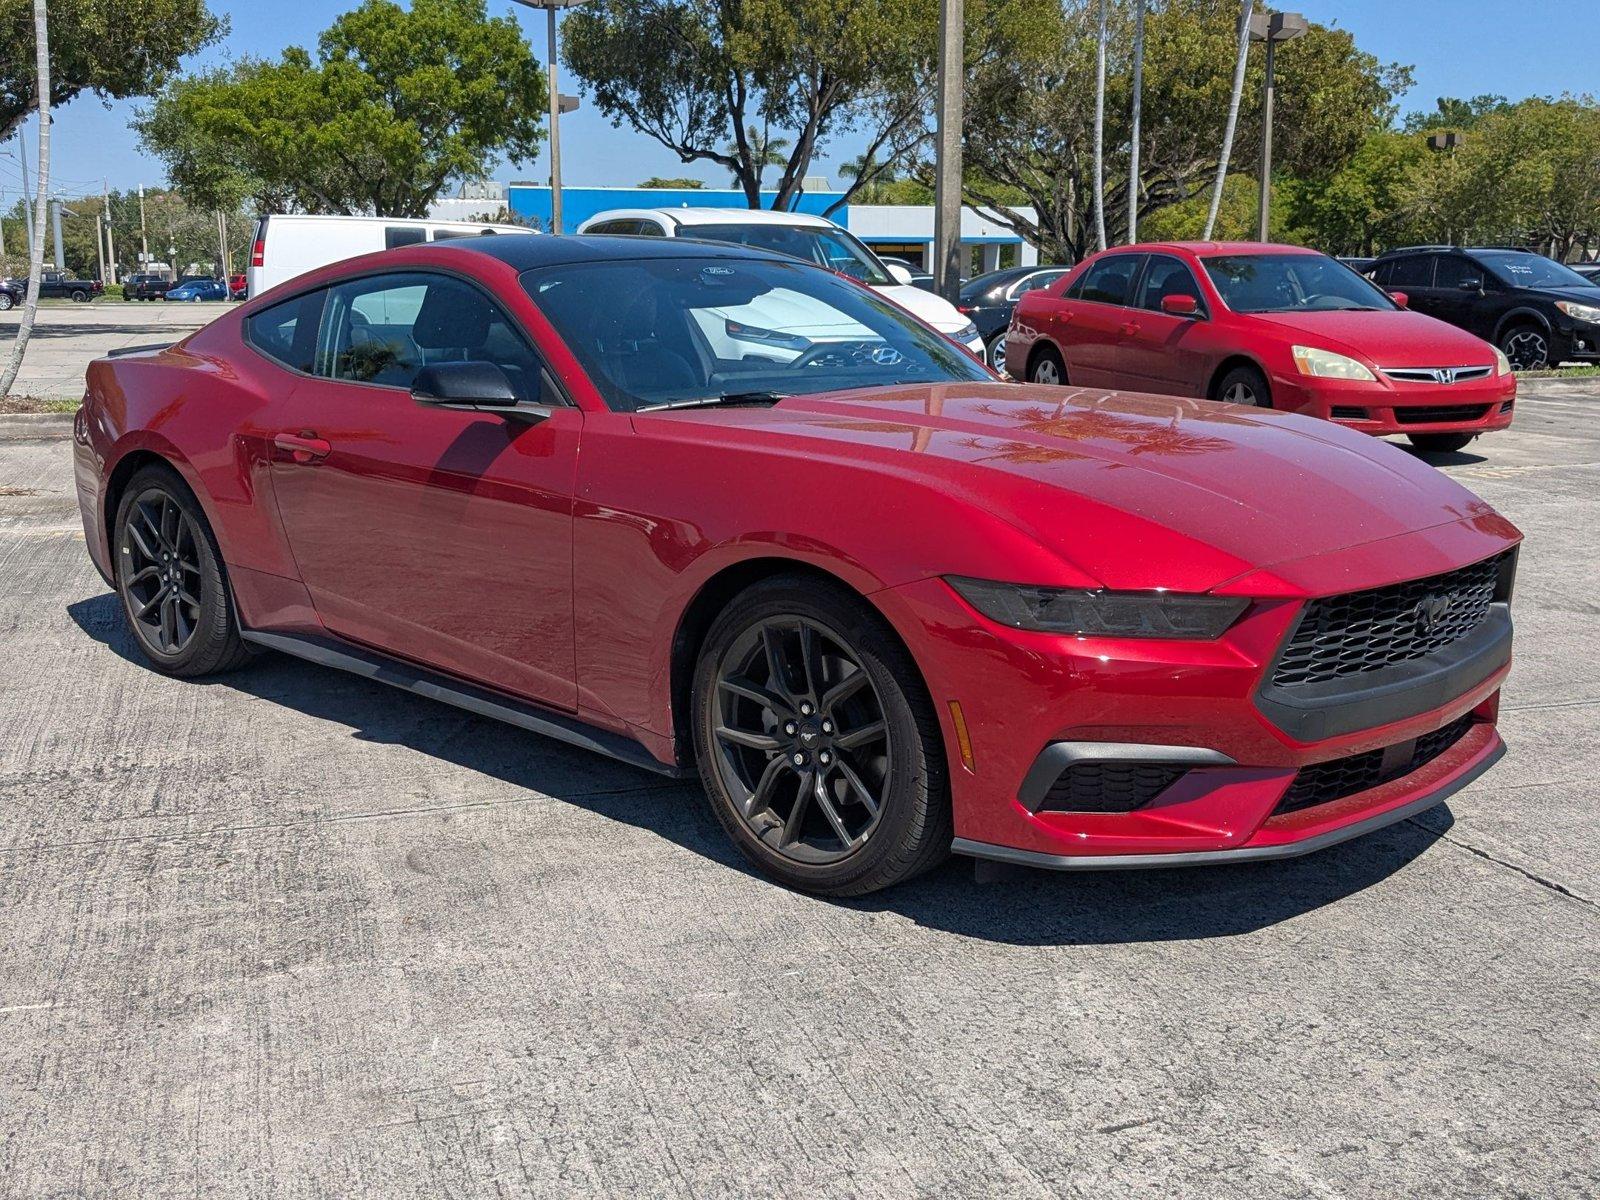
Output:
68,590,1451,947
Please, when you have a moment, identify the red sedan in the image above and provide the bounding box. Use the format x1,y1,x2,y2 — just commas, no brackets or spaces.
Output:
1007,242,1516,453
73,235,1518,895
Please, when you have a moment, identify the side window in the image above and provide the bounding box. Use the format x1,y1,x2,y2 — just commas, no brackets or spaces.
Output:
384,226,427,250
1371,260,1393,286
1007,270,1065,301
430,227,475,241
317,272,547,401
1064,270,1088,299
246,290,326,373
1433,256,1484,290
1077,255,1145,306
1386,255,1435,288
1135,255,1204,313
588,220,639,235
635,221,667,237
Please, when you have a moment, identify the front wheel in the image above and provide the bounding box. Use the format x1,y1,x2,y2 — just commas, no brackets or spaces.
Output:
1407,432,1476,453
114,465,253,677
0,293,13,311
1213,363,1271,407
1500,324,1551,371
692,576,951,896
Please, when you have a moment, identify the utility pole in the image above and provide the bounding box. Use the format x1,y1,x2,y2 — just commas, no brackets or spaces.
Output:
103,179,116,280
215,210,230,278
511,0,586,234
95,211,106,283
51,196,64,269
17,131,35,262
138,183,149,264
1127,0,1147,243
1251,11,1307,242
932,0,964,302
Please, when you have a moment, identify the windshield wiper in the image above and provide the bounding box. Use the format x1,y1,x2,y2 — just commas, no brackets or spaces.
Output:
637,390,789,412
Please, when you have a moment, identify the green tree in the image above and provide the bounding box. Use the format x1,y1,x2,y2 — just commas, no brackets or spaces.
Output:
563,0,936,210
0,0,223,141
638,177,706,189
722,125,789,188
1279,130,1430,255
135,0,545,217
1401,94,1511,134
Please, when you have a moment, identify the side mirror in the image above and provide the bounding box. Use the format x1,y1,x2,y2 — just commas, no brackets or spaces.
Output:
412,361,533,414
1460,278,1483,292
884,262,915,286
1388,291,1409,309
1160,293,1200,316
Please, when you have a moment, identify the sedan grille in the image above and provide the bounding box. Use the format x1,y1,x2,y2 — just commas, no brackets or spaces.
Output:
1039,762,1186,813
1270,552,1511,690
1274,715,1475,814
1380,366,1494,384
1392,403,1492,425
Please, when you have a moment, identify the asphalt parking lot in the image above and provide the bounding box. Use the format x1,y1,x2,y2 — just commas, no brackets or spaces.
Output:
1,313,1596,1196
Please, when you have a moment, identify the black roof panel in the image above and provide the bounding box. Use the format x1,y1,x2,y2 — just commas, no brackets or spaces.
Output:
428,232,788,271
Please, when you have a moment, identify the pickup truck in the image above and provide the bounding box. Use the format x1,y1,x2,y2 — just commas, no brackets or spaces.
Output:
0,270,104,306
125,273,173,301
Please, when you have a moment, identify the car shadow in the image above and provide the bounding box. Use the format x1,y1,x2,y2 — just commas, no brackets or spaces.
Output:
1398,444,1488,467
67,590,1451,947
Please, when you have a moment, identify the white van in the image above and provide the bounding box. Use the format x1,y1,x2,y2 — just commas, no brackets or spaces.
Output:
246,214,533,297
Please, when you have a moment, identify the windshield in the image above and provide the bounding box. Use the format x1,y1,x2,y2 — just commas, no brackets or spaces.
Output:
1202,253,1396,314
1471,251,1594,289
521,256,989,412
683,223,893,287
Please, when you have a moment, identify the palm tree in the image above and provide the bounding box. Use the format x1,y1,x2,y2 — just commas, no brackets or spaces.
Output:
724,125,790,190
1203,0,1255,240
1091,0,1109,252
1,0,50,399
1127,0,1147,243
838,150,889,204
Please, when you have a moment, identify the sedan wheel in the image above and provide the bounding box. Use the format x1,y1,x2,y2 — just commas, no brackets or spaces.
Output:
1030,348,1065,386
1501,326,1550,371
1214,364,1271,408
986,333,1008,374
693,576,950,896
0,293,13,311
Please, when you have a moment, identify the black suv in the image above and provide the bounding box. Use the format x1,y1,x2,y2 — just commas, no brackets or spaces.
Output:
1368,246,1600,370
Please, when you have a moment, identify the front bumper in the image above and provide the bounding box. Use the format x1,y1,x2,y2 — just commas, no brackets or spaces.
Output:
1270,370,1516,437
878,524,1517,869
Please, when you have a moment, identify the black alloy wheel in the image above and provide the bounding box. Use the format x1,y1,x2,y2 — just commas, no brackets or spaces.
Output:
1500,325,1550,371
114,466,252,676
693,576,950,895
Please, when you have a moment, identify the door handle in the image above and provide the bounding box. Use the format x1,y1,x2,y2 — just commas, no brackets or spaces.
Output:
273,431,331,464
1120,321,1141,336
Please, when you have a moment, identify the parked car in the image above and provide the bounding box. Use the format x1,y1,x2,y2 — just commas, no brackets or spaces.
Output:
76,233,1518,895
879,256,936,291
1008,241,1516,453
575,207,984,356
0,269,103,304
125,274,172,301
1568,261,1600,285
1337,256,1376,275
229,273,247,300
958,264,1070,371
246,213,532,298
164,278,229,302
1368,246,1600,370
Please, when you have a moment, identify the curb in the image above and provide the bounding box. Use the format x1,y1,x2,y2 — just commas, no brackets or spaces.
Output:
0,411,76,429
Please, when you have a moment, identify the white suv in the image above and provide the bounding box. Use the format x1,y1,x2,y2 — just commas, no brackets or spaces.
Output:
575,208,984,357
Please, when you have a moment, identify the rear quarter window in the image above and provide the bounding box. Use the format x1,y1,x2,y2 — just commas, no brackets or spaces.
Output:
246,290,326,374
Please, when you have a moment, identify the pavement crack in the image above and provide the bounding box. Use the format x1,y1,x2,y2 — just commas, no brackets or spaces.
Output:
1408,817,1597,910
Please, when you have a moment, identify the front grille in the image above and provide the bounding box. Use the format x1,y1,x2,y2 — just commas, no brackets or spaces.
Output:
1393,404,1492,425
1380,366,1494,384
1039,762,1186,813
1275,715,1475,814
1270,551,1511,690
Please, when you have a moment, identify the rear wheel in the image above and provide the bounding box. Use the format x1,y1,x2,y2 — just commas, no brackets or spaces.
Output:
1407,432,1476,453
1029,345,1066,386
70,288,89,302
1213,363,1270,407
0,292,13,311
986,332,1008,374
692,576,950,896
113,465,252,677
1500,323,1551,371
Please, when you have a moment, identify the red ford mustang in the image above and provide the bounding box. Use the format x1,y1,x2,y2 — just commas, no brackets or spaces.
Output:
1007,242,1517,454
73,235,1519,895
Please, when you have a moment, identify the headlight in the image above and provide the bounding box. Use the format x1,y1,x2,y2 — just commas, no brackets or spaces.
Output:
1493,346,1513,375
725,319,810,351
946,576,1248,639
1291,345,1376,381
1556,300,1600,324
951,321,979,341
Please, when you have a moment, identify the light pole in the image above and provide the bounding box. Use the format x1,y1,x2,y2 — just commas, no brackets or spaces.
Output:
1249,10,1306,242
511,0,585,234
931,0,963,302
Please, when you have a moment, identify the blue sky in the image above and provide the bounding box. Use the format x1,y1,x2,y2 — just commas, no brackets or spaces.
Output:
2,0,1595,204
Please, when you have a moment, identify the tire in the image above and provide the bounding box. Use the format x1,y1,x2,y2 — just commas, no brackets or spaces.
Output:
1213,363,1271,407
1029,344,1067,386
986,331,1008,374
113,464,253,678
691,575,951,897
0,292,13,311
70,289,89,303
1407,432,1476,453
1499,323,1551,371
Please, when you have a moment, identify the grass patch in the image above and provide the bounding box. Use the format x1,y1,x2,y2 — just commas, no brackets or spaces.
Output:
1520,365,1600,379
0,394,80,414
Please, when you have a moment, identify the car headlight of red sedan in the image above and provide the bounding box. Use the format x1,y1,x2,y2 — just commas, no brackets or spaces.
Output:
1291,345,1376,381
946,577,1249,639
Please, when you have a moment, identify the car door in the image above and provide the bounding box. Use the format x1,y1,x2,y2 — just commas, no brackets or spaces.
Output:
1382,254,1440,317
1057,253,1146,385
1118,254,1211,395
261,270,583,710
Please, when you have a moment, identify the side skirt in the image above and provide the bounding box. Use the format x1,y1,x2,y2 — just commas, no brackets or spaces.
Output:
241,629,692,780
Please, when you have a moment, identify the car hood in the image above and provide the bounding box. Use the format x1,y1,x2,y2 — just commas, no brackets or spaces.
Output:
684,383,1511,592
875,283,971,333
1535,285,1600,305
1247,309,1499,367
